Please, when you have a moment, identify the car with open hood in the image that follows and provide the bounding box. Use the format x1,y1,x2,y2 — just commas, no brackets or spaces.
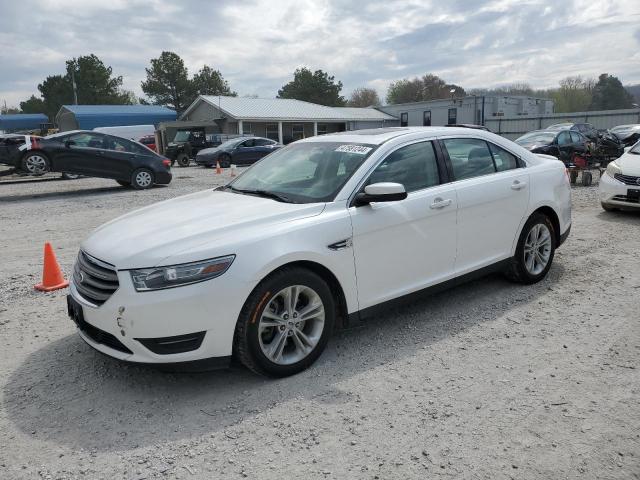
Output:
515,129,589,163
67,127,571,377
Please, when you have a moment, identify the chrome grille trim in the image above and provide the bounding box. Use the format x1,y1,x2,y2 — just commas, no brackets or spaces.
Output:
614,173,640,185
73,251,119,306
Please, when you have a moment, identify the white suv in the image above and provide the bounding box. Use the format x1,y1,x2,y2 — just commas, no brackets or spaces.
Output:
67,127,572,377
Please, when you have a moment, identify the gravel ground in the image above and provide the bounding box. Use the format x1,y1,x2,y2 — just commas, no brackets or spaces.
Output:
0,168,639,479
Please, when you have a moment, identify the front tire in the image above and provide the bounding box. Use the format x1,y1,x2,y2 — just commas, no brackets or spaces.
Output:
505,213,556,284
234,267,335,377
130,168,154,189
176,153,190,167
601,202,617,212
21,152,50,175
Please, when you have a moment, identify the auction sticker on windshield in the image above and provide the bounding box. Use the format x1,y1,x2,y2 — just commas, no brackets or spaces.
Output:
335,145,372,155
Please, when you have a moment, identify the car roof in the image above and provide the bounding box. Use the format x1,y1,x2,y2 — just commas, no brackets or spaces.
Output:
298,127,488,145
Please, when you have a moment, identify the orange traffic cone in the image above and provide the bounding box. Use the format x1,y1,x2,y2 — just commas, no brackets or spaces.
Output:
34,242,69,292
216,160,222,174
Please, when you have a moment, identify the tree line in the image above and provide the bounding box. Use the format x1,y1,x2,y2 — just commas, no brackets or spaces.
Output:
3,51,638,120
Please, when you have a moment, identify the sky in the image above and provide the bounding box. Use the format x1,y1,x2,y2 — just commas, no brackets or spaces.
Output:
1,0,640,108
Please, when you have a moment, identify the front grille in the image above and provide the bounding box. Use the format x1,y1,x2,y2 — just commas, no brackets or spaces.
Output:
612,195,640,204
614,173,640,185
73,251,119,306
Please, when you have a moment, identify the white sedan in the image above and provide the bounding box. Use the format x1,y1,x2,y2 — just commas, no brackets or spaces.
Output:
67,127,572,377
599,141,640,211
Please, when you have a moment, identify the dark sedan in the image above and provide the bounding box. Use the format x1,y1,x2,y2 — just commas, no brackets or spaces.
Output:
195,136,281,167
7,130,172,189
547,122,598,141
515,129,589,162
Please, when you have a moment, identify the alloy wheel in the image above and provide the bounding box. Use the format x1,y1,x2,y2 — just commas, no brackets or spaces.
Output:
258,285,325,365
25,155,48,174
135,171,153,188
524,223,552,275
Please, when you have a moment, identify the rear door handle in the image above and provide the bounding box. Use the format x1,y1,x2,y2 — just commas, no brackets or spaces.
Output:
430,197,452,209
511,180,527,190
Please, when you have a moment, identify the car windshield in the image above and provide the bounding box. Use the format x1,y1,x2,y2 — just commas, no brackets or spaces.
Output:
174,131,191,142
547,124,573,131
630,141,640,154
516,132,556,144
220,138,249,149
228,141,376,203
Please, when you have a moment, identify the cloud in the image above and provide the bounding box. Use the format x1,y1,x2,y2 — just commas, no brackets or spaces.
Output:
1,0,639,108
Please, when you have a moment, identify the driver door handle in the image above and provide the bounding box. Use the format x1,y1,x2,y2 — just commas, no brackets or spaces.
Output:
511,180,527,190
430,197,452,209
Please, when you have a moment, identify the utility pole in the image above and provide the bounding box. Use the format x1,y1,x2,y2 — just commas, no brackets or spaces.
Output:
71,70,78,105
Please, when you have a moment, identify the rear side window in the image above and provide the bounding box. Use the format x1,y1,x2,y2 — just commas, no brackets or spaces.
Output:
442,138,495,180
255,139,274,146
488,143,519,171
67,132,105,148
367,141,440,193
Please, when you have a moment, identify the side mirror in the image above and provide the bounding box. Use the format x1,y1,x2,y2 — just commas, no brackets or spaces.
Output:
64,140,75,148
354,182,407,207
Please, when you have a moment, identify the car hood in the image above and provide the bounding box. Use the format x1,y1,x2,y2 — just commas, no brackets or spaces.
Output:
82,190,325,269
615,152,640,176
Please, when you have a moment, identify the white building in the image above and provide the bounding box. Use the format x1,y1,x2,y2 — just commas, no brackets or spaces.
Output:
177,96,397,144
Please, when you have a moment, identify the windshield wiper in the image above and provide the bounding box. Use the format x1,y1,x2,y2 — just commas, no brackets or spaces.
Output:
226,185,293,203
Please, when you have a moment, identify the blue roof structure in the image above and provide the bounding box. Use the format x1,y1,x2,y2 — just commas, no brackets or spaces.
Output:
0,113,49,132
56,105,177,130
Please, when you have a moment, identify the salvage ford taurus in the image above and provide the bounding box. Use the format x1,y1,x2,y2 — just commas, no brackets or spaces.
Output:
67,127,572,377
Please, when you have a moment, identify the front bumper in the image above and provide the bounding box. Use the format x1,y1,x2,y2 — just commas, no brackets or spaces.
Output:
68,264,254,365
195,155,217,166
599,172,640,209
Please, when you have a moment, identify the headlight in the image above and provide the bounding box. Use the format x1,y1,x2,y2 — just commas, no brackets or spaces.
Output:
605,161,622,178
130,255,235,291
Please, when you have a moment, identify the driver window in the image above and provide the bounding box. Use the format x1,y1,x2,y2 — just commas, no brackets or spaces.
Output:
367,141,440,193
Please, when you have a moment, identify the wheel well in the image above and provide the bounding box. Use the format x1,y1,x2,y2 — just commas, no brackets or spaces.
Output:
265,261,349,329
533,206,561,246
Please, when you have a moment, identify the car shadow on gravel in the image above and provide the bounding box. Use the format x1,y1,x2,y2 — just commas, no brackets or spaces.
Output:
3,266,564,452
596,210,640,224
0,185,167,203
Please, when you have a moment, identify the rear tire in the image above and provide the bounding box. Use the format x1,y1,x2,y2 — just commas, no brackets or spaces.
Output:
234,267,335,377
130,168,154,190
582,171,592,186
21,152,50,175
505,213,556,284
569,170,578,184
176,153,190,167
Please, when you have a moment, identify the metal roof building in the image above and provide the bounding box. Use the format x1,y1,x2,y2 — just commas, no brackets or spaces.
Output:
177,96,397,144
0,113,49,133
56,105,177,131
